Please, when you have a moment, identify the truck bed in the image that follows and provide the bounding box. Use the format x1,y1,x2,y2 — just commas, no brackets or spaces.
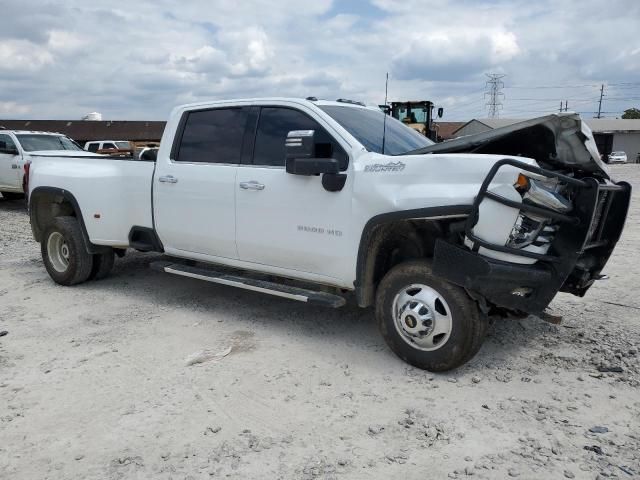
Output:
28,155,155,247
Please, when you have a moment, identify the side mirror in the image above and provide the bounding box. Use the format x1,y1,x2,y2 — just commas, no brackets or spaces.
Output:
286,157,340,175
285,129,315,160
285,130,340,175
437,107,444,118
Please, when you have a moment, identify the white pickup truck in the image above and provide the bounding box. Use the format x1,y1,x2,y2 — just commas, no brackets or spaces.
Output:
0,130,95,200
27,98,631,371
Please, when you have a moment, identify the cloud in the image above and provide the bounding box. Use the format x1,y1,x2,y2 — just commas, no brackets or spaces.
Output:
47,31,85,53
391,29,520,81
0,101,30,116
174,45,229,74
218,27,275,77
0,40,54,71
0,0,638,121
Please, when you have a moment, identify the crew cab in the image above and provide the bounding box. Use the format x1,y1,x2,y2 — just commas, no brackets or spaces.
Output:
0,130,93,200
27,98,631,371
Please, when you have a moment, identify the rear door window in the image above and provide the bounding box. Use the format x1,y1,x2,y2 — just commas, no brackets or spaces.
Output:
176,108,248,164
101,143,117,150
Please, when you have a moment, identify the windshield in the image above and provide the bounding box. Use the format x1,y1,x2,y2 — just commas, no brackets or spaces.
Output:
611,151,624,156
115,141,131,149
318,105,434,155
16,134,82,152
393,105,429,124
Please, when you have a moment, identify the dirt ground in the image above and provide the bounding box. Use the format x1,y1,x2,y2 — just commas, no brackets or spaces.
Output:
1,165,639,480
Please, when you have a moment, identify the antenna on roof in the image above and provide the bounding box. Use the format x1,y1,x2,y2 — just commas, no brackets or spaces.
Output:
382,72,389,155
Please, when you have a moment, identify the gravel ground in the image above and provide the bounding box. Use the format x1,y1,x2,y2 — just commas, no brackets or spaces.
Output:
1,165,639,480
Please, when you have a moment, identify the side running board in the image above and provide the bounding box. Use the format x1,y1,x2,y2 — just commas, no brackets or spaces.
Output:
150,261,346,308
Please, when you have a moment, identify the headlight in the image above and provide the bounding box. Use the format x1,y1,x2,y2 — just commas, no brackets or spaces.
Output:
525,179,572,212
515,174,572,213
506,174,573,251
507,214,557,249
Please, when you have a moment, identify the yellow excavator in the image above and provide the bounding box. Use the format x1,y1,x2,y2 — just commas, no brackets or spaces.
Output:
380,101,443,141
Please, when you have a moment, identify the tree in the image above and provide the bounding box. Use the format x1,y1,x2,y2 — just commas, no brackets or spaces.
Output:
622,108,640,119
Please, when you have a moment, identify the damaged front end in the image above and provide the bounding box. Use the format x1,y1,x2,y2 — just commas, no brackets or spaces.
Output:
421,114,631,315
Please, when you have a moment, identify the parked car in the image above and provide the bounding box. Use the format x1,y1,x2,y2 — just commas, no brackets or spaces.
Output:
0,130,97,200
27,100,631,371
608,151,627,164
84,140,133,156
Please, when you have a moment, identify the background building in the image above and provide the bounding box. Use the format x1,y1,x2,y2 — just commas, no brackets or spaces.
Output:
0,119,165,149
432,122,466,142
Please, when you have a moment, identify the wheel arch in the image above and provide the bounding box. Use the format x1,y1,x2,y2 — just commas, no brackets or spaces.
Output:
29,186,109,254
354,205,471,308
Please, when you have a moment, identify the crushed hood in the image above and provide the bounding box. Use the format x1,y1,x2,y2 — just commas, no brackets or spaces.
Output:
406,113,609,179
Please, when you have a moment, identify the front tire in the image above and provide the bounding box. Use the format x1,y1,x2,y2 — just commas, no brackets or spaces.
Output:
375,260,488,372
41,217,93,286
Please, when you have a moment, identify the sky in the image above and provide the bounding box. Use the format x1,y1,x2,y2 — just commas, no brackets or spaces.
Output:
1,0,639,121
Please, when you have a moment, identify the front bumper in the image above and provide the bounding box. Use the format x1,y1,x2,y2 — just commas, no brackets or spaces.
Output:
433,159,631,314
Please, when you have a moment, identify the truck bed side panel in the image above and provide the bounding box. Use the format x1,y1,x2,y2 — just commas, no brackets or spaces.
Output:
29,157,155,247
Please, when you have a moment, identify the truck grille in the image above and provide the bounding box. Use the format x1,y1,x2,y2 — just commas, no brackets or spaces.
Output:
584,190,611,249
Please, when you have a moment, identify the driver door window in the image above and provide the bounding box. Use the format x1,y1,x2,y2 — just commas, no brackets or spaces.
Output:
252,107,347,169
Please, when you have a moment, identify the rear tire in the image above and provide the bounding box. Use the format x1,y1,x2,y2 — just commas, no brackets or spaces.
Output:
1,192,24,200
89,249,115,280
375,259,488,372
41,217,93,286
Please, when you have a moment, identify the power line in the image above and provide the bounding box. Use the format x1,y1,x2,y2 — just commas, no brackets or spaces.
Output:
443,97,486,113
484,73,506,119
443,80,639,120
504,84,600,89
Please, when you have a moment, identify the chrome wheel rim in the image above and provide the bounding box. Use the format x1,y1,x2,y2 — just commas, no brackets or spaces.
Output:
47,231,70,273
392,284,453,351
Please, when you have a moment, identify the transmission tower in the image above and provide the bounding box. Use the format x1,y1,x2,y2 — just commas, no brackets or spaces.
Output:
484,73,506,118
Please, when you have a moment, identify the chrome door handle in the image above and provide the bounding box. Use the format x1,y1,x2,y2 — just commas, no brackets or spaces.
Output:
239,181,265,191
158,175,178,183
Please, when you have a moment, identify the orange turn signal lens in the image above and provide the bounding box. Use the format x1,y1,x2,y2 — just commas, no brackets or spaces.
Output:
515,174,529,190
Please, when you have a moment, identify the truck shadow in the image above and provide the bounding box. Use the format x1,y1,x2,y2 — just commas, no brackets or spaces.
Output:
95,251,380,338
70,250,557,374
0,197,28,212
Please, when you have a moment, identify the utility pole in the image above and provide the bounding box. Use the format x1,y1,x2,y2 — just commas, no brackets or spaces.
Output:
596,84,605,118
382,72,388,154
484,73,506,119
